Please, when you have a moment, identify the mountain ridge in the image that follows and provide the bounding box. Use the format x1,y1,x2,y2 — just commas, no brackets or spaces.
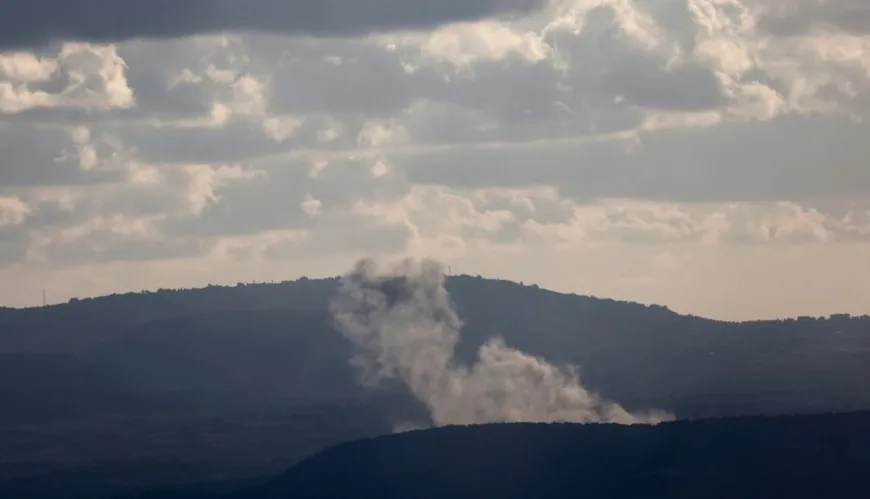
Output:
2,273,870,490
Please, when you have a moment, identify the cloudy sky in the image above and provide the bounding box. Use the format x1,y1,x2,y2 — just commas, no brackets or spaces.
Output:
1,0,869,320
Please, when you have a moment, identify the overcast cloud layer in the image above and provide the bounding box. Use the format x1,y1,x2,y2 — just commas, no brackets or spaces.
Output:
1,0,870,320
0,0,545,49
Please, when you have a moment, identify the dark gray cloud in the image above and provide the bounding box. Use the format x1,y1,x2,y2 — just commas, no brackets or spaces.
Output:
758,1,870,36
0,225,29,265
268,37,422,117
0,0,544,49
0,124,123,187
403,115,870,204
111,121,291,164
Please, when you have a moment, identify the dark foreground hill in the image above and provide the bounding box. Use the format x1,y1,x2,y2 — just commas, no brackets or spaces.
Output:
238,412,870,499
6,412,868,499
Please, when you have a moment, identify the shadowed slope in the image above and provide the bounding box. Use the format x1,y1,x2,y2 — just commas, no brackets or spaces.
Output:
245,412,870,499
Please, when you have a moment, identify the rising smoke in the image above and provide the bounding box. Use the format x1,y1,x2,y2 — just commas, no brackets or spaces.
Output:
330,257,673,427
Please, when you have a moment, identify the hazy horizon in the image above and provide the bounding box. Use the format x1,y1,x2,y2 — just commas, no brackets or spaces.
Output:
6,261,865,323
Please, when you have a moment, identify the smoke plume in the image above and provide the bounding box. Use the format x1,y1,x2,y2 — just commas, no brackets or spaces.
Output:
330,257,673,426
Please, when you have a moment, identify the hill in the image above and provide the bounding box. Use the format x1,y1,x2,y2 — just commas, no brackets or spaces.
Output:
89,309,355,400
239,412,870,499
3,275,870,420
2,273,870,487
0,278,339,354
6,412,870,499
0,353,228,425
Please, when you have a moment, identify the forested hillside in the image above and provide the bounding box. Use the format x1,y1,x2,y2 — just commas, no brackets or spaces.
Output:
2,275,869,489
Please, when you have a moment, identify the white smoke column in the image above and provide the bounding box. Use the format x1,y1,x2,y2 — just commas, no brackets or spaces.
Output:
330,257,673,426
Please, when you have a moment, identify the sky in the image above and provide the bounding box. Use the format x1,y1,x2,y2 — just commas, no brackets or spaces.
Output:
0,0,869,321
